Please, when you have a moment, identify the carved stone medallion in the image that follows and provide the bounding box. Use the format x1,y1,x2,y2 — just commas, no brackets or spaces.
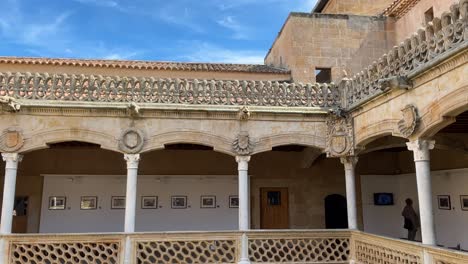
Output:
119,128,145,154
398,105,418,138
326,117,354,157
0,128,24,152
232,132,254,155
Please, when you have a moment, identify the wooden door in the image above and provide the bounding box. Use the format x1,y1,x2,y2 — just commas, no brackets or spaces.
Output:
12,196,28,233
260,188,289,229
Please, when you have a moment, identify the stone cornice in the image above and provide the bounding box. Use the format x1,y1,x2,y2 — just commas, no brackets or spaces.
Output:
382,0,422,19
0,57,290,74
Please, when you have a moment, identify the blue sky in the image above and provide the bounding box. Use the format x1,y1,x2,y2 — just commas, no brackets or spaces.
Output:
0,0,317,64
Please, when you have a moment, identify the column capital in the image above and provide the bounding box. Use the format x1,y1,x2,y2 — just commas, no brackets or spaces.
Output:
124,154,140,169
235,156,251,171
406,139,435,161
340,156,358,170
2,153,23,169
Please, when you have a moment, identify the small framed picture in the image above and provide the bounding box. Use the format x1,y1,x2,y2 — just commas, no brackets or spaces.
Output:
229,195,239,208
201,195,216,208
80,196,97,210
171,196,187,209
142,196,158,209
437,195,451,210
111,196,126,209
460,195,468,211
49,196,66,210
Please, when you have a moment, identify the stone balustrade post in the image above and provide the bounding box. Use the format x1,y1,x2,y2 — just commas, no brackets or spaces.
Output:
340,156,358,230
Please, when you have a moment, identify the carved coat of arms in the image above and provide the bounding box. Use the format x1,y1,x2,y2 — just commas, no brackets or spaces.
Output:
398,105,418,138
0,128,24,152
232,132,254,155
326,117,354,157
119,128,145,153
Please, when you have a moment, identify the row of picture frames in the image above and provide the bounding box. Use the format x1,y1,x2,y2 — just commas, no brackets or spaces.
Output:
49,195,239,210
437,195,468,211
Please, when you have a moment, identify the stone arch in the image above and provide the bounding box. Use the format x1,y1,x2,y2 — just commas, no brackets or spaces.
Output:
355,120,406,148
20,128,120,153
417,85,468,138
252,133,325,155
142,130,235,156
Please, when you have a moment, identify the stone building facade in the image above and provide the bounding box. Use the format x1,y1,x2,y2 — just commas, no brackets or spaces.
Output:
0,0,467,263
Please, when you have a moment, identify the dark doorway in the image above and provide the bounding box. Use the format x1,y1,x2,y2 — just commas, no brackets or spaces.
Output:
324,194,348,229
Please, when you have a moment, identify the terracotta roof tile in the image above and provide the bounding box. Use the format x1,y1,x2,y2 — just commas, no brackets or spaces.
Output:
0,57,290,74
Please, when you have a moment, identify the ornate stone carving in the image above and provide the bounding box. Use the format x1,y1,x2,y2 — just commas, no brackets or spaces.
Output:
238,106,250,120
326,117,354,157
119,128,144,154
0,96,21,112
406,139,435,161
124,153,140,169
232,133,254,155
0,128,24,152
378,76,412,90
0,72,341,108
398,105,418,138
344,0,467,108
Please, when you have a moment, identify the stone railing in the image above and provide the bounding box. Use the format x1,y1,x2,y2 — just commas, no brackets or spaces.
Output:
1,230,468,264
0,72,341,109
343,0,468,109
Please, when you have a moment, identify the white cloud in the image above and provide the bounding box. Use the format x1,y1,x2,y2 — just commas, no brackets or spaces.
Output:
179,42,264,64
217,16,249,39
157,7,204,33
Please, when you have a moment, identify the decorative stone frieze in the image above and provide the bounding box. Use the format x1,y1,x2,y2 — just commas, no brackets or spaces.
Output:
119,128,145,154
326,116,354,157
0,72,341,108
398,105,419,138
344,0,468,109
232,132,254,155
0,96,21,112
0,128,24,152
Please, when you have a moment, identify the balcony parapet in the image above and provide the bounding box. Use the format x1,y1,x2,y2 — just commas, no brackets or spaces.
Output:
0,72,341,112
1,230,468,264
343,0,468,110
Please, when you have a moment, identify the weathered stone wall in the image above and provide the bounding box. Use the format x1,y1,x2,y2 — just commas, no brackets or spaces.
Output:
394,0,458,43
321,0,394,16
265,13,393,83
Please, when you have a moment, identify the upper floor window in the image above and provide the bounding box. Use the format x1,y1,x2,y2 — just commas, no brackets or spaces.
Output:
424,7,434,24
315,68,332,83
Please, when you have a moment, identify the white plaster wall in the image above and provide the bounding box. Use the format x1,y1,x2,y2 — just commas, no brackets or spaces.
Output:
361,168,468,249
39,175,238,233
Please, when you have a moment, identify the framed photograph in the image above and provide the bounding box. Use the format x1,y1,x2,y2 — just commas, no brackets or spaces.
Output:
437,195,451,210
142,196,158,209
49,196,66,210
200,195,216,208
460,195,468,211
80,196,97,210
229,195,239,208
111,196,126,209
171,196,187,209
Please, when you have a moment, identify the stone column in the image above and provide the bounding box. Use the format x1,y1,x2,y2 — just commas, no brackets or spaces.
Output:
340,156,358,230
124,154,140,233
123,154,140,264
407,139,436,245
1,153,23,234
236,156,250,231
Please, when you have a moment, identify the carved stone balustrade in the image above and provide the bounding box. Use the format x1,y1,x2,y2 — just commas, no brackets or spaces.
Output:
1,230,468,264
342,0,468,109
0,72,341,110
